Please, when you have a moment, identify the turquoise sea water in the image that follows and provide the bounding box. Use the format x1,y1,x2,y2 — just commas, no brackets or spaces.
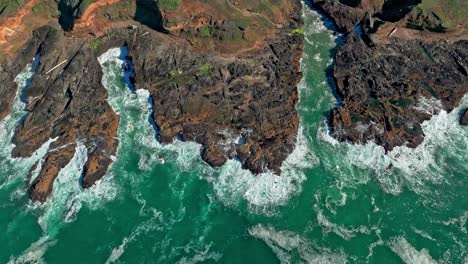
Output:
1,4,467,264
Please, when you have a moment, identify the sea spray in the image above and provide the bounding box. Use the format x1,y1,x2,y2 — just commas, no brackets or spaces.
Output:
318,94,468,195
210,126,317,212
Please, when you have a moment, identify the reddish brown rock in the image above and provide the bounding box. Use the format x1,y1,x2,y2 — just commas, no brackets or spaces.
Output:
30,144,76,203
5,25,120,202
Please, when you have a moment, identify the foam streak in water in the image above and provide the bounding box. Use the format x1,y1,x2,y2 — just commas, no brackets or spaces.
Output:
389,237,437,264
249,224,347,264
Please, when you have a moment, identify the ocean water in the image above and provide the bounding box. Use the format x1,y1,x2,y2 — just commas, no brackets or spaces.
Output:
1,3,467,264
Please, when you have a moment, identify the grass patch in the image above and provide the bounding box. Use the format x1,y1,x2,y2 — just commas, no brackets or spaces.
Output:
91,38,102,49
289,27,304,36
78,0,94,15
198,63,212,75
417,0,468,29
198,26,211,38
31,2,44,13
158,0,181,11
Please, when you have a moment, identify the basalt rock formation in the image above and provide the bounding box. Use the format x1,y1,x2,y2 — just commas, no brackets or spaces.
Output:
0,0,303,202
312,0,468,151
6,26,120,202
114,27,303,175
461,109,468,126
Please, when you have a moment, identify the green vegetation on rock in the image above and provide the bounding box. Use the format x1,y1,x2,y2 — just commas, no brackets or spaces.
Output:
405,0,467,31
91,38,102,49
31,2,44,13
158,0,181,11
0,0,27,18
198,63,212,75
198,26,211,38
290,28,304,36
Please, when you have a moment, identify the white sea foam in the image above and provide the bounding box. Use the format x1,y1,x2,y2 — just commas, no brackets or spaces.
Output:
313,203,377,242
316,209,357,240
319,94,468,195
99,47,164,174
175,244,222,264
0,57,36,156
413,96,443,115
389,237,438,264
249,224,347,264
302,2,341,49
105,208,163,264
7,236,54,264
35,142,117,237
440,211,468,234
37,143,87,233
0,55,55,192
210,126,317,212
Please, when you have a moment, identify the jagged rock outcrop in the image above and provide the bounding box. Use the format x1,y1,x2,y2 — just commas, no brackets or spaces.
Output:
6,24,119,202
0,0,303,202
461,109,468,126
0,27,52,121
312,0,365,32
331,34,468,150
96,0,303,174
312,0,468,151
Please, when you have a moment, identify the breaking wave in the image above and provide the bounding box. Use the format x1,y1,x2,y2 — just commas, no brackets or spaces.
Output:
0,55,53,192
318,94,468,195
99,47,319,214
210,126,317,213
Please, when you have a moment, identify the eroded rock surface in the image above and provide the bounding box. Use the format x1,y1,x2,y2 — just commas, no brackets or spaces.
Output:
0,0,303,202
7,25,119,202
312,0,468,151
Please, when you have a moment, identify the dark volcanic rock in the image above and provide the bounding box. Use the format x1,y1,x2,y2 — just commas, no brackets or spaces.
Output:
6,24,119,202
0,26,52,121
311,0,365,33
114,0,304,174
0,0,303,202
315,2,468,151
461,109,468,126
331,34,468,150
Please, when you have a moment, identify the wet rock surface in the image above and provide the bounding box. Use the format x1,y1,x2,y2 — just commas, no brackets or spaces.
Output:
313,0,468,151
461,109,468,126
2,24,119,202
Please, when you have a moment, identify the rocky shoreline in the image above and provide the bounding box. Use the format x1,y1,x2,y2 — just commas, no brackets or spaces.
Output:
312,0,468,151
0,0,303,202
